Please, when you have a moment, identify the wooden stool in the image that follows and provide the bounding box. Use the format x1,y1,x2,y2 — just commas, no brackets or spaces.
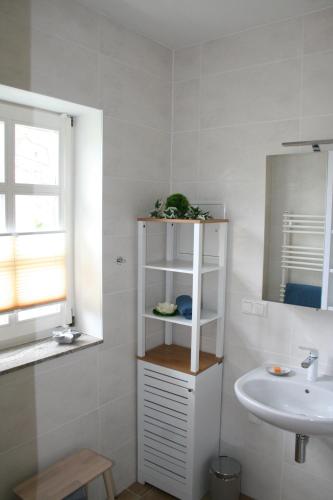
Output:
13,449,115,500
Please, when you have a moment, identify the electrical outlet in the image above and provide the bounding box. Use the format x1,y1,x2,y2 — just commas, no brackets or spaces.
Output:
242,298,268,317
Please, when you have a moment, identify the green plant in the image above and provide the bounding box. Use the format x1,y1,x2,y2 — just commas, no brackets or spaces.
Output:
149,195,212,220
150,199,165,218
165,193,189,216
185,205,211,220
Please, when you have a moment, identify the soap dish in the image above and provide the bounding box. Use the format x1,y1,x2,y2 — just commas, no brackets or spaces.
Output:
266,365,291,377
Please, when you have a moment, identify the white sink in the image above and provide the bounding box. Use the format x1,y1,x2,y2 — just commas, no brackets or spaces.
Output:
234,367,333,435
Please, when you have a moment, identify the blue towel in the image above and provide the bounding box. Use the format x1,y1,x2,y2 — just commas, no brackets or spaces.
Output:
176,295,192,319
64,488,87,500
284,283,321,309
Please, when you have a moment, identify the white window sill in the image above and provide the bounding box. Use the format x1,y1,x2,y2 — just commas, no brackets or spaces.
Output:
0,334,102,376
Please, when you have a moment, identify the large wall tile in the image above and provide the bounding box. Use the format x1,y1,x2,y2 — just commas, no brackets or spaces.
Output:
283,431,333,483
226,293,293,355
100,393,136,452
221,392,284,458
103,439,136,494
31,0,101,50
201,58,301,128
103,178,169,237
0,13,31,90
0,0,32,26
37,410,99,469
103,235,136,294
173,45,201,82
172,131,199,181
220,441,283,500
30,29,100,107
199,120,298,181
103,289,136,348
34,355,99,436
0,375,38,453
101,16,171,80
300,114,333,140
302,50,333,117
99,343,136,405
281,463,333,500
202,18,302,75
103,116,170,181
0,439,39,499
0,353,99,454
304,7,333,54
173,79,200,131
101,55,171,130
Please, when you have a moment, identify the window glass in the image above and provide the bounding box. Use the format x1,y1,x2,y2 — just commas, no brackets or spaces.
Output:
0,194,5,232
0,121,4,182
15,195,59,232
0,314,9,326
15,124,59,185
18,304,61,321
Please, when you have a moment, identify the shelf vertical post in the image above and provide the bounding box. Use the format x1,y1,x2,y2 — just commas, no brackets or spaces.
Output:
216,223,228,358
191,223,203,373
138,221,146,357
165,223,175,345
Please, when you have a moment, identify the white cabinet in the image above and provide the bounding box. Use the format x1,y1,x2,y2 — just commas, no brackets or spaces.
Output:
137,349,223,500
136,217,228,499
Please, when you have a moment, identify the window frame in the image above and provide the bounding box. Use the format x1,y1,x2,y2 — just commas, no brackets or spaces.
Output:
0,100,73,348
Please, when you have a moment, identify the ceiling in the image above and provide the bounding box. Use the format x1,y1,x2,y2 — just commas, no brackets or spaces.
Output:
78,0,333,48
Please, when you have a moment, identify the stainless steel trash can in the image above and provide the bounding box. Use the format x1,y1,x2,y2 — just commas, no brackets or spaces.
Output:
210,456,241,500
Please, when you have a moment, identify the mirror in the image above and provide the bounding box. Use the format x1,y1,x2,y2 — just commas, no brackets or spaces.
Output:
263,152,328,309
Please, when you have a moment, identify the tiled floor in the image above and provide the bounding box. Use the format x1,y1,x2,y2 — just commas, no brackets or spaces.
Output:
117,482,253,500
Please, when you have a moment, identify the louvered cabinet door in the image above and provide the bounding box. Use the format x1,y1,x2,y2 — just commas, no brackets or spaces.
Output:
138,362,195,500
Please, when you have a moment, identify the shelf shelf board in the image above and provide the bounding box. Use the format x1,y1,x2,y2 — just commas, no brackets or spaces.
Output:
137,217,228,224
143,308,220,326
144,259,222,274
137,344,223,375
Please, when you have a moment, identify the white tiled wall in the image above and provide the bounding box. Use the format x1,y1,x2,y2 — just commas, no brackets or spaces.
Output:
0,0,171,498
171,8,333,500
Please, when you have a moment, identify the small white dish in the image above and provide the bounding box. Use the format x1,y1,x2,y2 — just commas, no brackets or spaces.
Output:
266,365,291,377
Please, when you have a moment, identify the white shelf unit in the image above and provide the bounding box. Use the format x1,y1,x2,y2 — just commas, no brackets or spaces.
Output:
137,217,228,500
137,217,228,373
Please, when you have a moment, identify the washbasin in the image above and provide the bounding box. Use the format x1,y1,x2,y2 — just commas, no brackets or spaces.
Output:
234,366,333,435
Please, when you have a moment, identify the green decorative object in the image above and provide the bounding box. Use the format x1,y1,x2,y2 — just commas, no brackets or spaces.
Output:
165,193,190,217
150,199,165,218
185,205,212,221
153,308,178,317
149,194,212,220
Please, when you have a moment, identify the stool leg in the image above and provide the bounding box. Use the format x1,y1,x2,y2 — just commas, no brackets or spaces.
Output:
103,468,115,500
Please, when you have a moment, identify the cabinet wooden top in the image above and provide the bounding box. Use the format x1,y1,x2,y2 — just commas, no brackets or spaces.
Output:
137,217,229,224
137,344,223,375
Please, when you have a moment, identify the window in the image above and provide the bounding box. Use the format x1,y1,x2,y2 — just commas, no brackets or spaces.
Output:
0,101,72,346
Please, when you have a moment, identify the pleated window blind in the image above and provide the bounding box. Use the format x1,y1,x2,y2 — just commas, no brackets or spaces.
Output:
0,233,66,313
0,101,72,343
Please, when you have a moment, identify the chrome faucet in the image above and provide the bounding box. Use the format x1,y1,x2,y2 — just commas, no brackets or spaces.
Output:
299,346,319,382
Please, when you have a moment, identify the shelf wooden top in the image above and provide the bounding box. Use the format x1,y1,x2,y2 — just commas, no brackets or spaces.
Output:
137,344,223,375
137,217,229,224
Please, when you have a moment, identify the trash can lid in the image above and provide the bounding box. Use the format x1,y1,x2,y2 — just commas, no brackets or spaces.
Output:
210,456,241,479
